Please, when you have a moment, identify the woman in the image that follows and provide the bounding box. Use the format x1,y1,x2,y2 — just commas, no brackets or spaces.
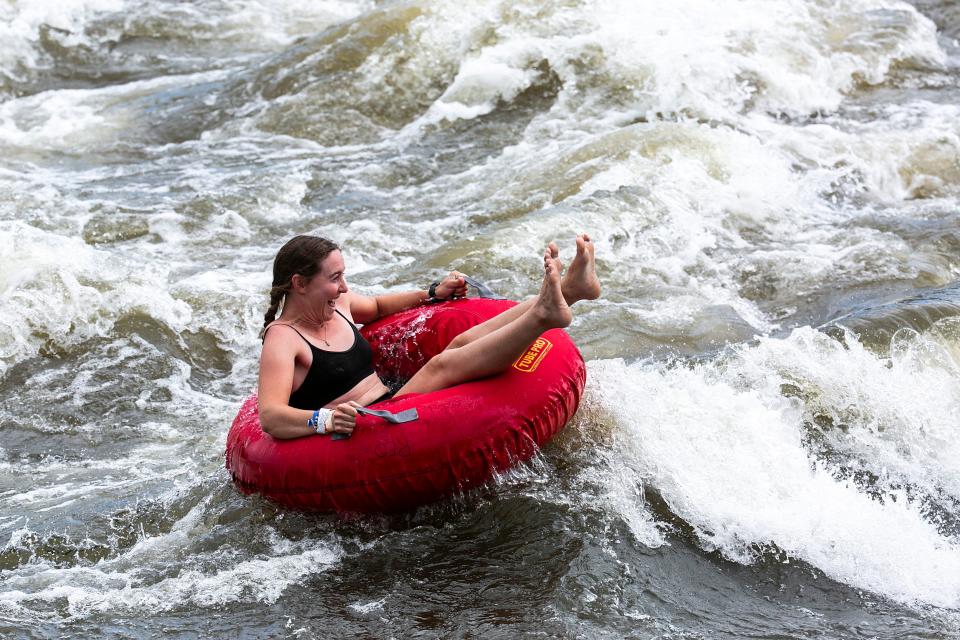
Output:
258,234,601,438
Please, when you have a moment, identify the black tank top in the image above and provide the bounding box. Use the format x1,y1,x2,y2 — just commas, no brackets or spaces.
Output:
267,310,376,410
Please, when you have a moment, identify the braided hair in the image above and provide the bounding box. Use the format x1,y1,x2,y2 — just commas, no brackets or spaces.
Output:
260,235,340,338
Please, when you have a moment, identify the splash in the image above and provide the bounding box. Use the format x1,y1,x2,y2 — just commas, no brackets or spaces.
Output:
586,322,960,608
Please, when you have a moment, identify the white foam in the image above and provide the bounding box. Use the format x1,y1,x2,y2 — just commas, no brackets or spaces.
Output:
0,70,229,152
171,268,268,356
178,0,374,48
0,221,192,377
735,322,960,503
0,0,372,95
0,494,343,622
1,0,958,626
587,331,960,608
349,597,386,614
406,39,548,132
0,440,199,515
0,537,342,620
392,0,943,136
0,0,125,87
358,0,955,338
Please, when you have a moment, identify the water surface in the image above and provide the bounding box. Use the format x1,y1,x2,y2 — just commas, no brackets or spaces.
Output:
1,0,960,637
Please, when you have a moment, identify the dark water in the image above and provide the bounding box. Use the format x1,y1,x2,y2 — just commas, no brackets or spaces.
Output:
2,0,960,637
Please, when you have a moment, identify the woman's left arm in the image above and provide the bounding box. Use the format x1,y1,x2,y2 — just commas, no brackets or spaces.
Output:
348,272,468,324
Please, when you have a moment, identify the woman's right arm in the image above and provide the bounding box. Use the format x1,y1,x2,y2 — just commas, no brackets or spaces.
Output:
257,329,358,439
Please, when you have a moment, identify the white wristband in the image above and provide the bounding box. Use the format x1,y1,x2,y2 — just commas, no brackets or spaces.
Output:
312,408,333,434
323,410,334,434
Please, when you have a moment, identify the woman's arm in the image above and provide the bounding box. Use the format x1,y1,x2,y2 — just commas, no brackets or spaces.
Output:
257,328,359,439
348,272,468,324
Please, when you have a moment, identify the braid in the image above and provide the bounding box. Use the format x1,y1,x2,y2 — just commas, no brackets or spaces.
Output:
260,285,288,337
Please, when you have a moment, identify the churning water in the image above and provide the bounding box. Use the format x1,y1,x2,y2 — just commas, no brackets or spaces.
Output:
1,0,959,637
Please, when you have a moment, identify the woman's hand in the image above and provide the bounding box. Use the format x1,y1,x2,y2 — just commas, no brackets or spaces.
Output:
329,401,361,435
434,271,468,300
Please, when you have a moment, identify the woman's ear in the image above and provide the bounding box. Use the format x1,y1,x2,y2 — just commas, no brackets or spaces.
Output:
290,274,306,293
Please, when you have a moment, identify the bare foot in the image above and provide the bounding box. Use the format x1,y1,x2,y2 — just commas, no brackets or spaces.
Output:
548,241,563,272
532,247,573,329
561,233,601,304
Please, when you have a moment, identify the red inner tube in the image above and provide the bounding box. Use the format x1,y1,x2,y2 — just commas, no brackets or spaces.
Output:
225,298,586,513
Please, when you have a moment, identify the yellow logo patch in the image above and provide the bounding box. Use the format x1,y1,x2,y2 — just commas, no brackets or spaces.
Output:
513,337,553,373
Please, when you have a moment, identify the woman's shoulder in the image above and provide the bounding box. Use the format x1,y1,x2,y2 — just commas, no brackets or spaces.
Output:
261,322,307,348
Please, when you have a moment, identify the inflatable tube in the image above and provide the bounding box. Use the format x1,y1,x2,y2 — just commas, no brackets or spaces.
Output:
225,298,586,513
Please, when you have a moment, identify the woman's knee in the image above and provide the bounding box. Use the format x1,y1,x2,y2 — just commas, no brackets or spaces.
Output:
421,350,457,387
447,332,471,350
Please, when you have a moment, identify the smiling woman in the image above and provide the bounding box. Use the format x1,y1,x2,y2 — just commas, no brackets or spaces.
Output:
256,233,601,440
226,294,588,512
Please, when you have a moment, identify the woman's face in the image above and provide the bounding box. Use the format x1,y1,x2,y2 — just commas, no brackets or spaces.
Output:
298,250,348,318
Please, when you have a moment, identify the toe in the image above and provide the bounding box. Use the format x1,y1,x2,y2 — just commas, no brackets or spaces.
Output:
575,235,586,255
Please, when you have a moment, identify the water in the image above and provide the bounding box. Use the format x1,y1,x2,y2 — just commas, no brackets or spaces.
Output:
1,0,959,637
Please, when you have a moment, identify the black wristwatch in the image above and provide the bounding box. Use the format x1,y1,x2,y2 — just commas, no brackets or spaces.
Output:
427,280,444,304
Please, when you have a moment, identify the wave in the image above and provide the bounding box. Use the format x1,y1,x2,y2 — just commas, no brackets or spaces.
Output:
0,483,343,622
1,1,959,629
0,221,190,376
0,0,369,99
585,316,960,608
156,0,939,153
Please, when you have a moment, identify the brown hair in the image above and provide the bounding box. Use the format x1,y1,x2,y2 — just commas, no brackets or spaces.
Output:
261,235,340,336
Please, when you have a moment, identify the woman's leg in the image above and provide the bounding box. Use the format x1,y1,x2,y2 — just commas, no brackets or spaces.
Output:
396,248,573,395
445,234,600,350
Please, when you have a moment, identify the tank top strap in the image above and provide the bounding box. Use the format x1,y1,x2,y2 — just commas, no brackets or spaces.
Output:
262,323,313,347
334,308,360,333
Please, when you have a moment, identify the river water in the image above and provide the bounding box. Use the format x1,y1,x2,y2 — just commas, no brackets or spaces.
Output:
1,0,959,637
